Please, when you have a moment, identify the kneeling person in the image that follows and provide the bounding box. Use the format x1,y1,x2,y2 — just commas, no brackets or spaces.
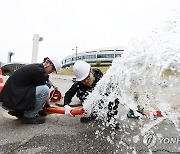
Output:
0,57,61,124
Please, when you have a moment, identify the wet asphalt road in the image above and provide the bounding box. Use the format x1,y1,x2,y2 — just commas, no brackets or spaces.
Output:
0,77,179,154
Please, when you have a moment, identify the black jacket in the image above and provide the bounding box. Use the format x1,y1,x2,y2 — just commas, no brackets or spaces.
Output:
64,68,103,106
0,63,46,110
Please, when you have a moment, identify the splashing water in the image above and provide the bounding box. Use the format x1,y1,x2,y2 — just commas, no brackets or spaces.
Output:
83,11,180,134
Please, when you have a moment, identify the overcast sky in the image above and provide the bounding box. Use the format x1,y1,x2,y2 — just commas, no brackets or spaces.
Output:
0,0,179,63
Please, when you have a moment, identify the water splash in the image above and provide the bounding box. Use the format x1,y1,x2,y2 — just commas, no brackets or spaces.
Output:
83,10,180,134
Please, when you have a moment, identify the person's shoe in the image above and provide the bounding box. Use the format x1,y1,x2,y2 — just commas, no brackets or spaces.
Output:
8,111,24,119
38,110,47,116
21,116,45,124
80,115,97,123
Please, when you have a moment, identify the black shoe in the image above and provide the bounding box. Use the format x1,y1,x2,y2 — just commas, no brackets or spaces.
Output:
38,110,47,116
21,116,45,124
80,115,96,123
8,111,24,119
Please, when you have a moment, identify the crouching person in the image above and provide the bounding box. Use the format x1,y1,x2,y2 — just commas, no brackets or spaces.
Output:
64,60,119,129
64,60,103,120
0,57,61,124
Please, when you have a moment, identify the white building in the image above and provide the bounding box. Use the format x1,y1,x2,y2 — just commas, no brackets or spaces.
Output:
61,46,124,68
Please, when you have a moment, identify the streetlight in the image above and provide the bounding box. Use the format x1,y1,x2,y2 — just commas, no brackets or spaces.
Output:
8,51,14,63
72,47,78,61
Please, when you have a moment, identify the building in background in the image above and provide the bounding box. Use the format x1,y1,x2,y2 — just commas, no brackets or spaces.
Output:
0,62,27,76
61,46,124,68
0,51,27,75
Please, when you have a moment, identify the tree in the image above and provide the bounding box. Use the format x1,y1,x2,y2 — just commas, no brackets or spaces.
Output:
95,61,101,67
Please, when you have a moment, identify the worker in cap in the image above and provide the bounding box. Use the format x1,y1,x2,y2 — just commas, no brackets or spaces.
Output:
64,60,103,122
0,57,61,124
64,60,120,129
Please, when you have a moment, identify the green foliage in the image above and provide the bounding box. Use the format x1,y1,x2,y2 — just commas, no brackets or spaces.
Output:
95,61,101,67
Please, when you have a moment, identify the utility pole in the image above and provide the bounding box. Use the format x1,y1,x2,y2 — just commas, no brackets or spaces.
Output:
72,47,78,61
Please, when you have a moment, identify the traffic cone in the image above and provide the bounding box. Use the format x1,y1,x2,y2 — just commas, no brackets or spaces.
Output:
0,69,3,92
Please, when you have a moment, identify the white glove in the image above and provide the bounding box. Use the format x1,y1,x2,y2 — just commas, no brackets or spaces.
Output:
64,105,73,116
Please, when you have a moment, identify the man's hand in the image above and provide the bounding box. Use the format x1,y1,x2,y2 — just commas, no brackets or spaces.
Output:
44,103,51,108
64,105,73,116
52,85,58,90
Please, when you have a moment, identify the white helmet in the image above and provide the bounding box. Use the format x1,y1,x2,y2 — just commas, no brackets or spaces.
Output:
49,58,62,73
73,60,90,81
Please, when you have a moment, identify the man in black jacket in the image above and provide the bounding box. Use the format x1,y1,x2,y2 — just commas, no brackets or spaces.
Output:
0,57,61,124
64,61,119,129
64,61,103,106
